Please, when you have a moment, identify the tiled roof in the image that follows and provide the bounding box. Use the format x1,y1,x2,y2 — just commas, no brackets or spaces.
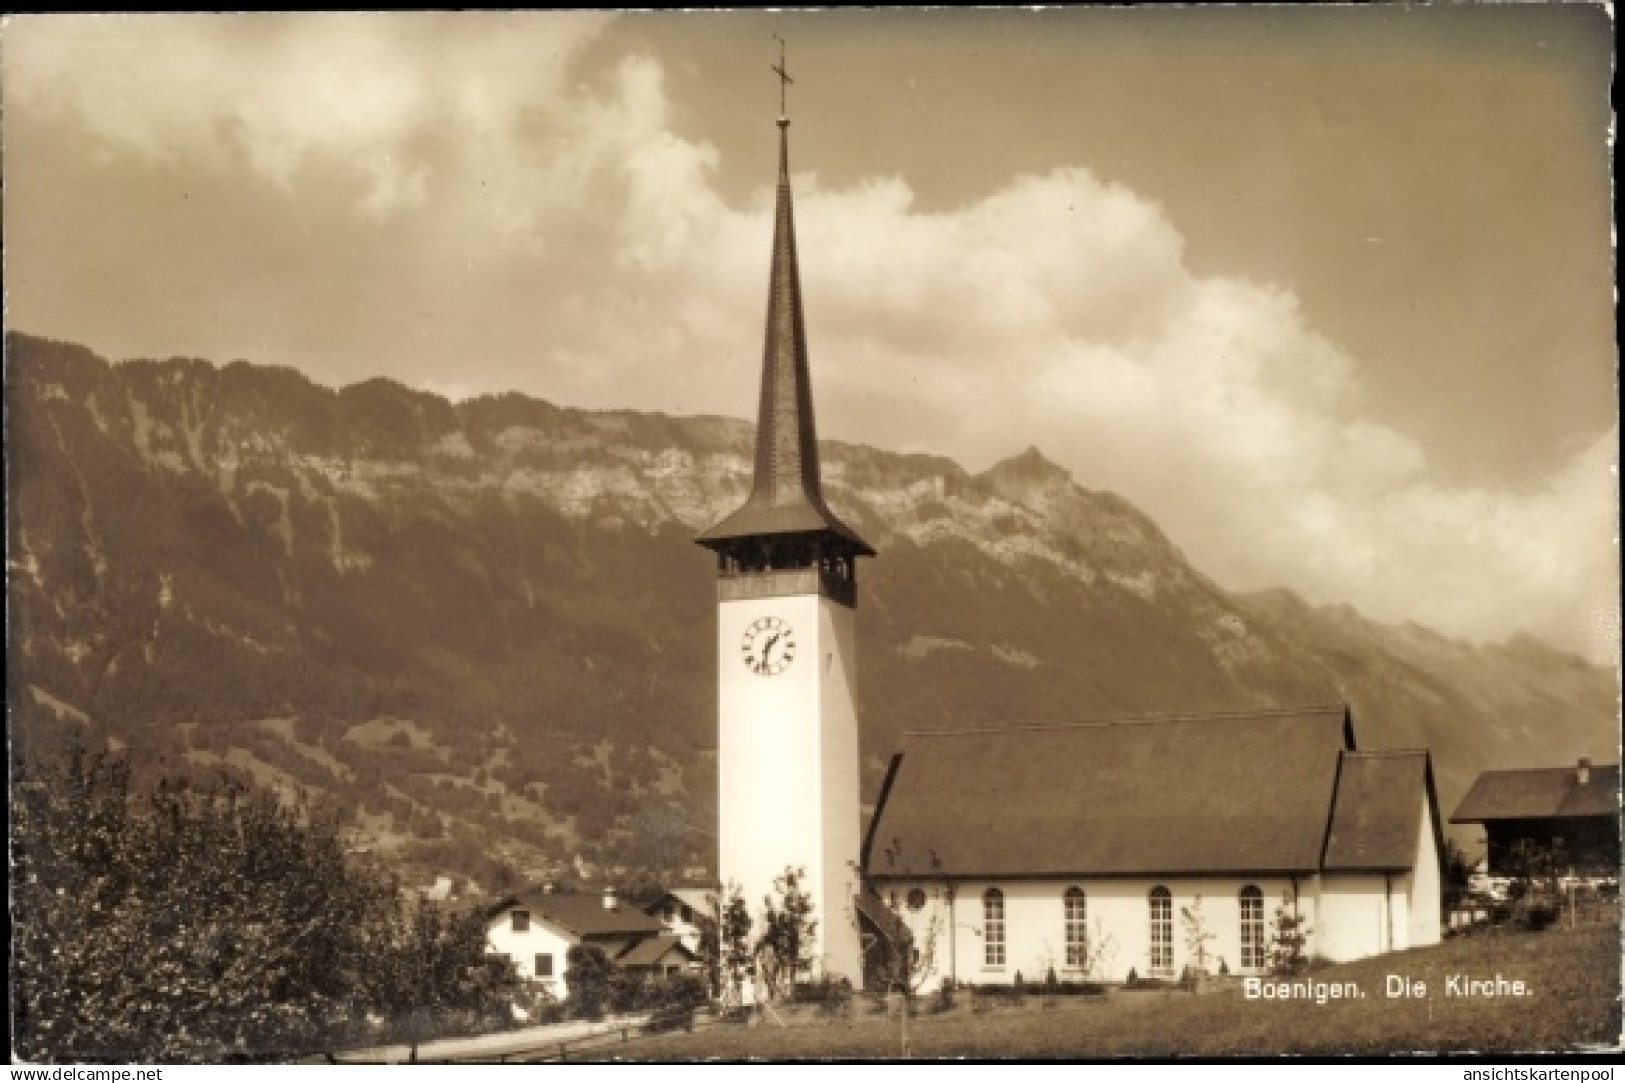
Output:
488,893,665,938
865,706,1439,879
1323,751,1435,871
1450,763,1620,823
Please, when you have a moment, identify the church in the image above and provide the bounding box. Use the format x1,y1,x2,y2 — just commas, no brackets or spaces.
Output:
695,88,1443,991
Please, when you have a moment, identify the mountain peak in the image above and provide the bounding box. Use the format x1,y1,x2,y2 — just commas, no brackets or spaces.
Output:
975,446,1077,515
981,445,1072,484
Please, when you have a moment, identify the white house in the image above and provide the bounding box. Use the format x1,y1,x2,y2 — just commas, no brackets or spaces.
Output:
861,705,1443,989
645,888,716,954
484,888,695,1000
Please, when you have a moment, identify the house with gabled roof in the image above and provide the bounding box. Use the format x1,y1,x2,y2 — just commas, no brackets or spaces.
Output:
484,887,697,1000
861,705,1443,988
1450,758,1620,878
645,887,717,954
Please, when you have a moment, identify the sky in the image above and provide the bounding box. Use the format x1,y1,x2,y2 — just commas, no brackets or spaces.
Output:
3,8,1617,664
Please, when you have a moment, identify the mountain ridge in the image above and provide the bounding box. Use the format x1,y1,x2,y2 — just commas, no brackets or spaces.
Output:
7,331,1616,888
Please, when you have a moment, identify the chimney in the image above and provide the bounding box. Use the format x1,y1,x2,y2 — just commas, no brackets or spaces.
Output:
603,886,618,911
1577,757,1591,786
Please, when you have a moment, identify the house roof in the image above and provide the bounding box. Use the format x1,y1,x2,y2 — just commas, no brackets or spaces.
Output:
488,893,665,938
1323,751,1435,872
615,934,696,968
647,888,716,917
865,705,1432,879
1450,763,1620,824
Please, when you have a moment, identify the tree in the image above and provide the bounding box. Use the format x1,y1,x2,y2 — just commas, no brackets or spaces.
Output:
700,882,755,1010
564,944,615,1020
367,897,517,1061
755,866,817,1003
1441,839,1474,916
860,888,944,1057
1266,893,1312,976
1084,918,1120,984
1179,894,1218,980
1504,838,1565,928
11,742,515,1063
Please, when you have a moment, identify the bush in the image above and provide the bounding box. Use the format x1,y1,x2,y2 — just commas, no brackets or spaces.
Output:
1524,905,1560,932
970,980,1109,998
793,975,853,1006
565,945,614,1020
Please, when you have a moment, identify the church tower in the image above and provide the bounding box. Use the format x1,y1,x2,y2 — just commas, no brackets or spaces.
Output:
695,92,873,986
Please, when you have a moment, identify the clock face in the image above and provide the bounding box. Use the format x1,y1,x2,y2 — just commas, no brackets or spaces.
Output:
740,615,797,676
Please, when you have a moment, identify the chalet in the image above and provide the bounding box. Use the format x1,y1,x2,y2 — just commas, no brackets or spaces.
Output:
861,706,1443,988
645,887,716,954
484,887,697,1000
1450,758,1620,878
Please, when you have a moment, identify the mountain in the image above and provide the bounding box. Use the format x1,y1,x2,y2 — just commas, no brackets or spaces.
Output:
7,332,1617,889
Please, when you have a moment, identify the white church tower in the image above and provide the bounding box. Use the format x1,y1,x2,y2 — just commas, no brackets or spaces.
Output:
695,92,873,986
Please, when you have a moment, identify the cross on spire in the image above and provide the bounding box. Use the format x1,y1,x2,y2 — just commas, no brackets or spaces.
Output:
771,34,793,119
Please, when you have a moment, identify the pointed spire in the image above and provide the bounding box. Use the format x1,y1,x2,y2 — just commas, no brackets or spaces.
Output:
696,110,873,558
752,117,821,510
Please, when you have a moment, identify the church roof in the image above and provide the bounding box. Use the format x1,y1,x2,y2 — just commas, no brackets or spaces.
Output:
1323,751,1438,872
1450,762,1620,823
695,117,873,557
865,706,1436,880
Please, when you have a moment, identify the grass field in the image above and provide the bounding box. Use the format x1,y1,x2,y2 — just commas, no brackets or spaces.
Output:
608,924,1621,1060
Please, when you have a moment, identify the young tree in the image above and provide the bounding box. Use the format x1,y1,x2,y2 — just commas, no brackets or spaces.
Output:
755,866,817,1002
1266,893,1312,976
701,882,755,1010
1179,894,1218,980
1084,918,1121,984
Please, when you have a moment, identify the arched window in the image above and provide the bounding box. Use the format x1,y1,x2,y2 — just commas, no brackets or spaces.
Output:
1239,886,1266,971
984,888,1006,966
1064,888,1088,968
1148,887,1174,977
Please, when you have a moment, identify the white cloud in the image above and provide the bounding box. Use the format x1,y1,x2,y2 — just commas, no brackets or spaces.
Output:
7,17,1615,663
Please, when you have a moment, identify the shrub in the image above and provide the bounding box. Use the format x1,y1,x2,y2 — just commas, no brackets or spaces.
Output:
565,945,614,1020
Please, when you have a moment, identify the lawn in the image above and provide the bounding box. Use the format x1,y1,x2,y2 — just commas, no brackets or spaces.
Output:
607,924,1621,1059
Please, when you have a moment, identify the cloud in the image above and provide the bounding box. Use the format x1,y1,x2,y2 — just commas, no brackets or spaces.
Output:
6,16,1615,663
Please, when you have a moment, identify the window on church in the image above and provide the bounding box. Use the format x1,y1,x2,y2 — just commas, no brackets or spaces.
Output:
1064,888,1088,968
1149,887,1173,977
1239,886,1266,971
512,910,530,933
984,888,1006,967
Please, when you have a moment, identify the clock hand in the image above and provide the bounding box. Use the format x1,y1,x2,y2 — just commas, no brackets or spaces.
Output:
759,632,781,672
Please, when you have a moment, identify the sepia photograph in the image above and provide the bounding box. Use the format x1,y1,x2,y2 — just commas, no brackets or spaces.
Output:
5,7,1619,1064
